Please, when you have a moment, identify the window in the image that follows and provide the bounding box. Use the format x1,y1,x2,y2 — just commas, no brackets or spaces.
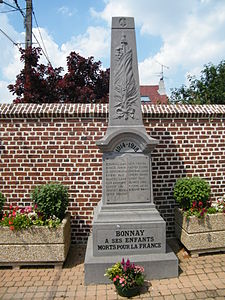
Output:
141,96,151,102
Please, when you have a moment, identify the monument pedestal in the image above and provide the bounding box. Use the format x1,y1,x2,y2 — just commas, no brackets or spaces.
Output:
92,201,166,256
85,235,178,284
85,201,178,284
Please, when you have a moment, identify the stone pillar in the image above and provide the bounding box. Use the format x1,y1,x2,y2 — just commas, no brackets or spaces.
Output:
84,17,178,284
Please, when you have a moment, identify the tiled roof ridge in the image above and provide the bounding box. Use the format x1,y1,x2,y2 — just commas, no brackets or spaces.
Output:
0,103,225,118
140,85,159,88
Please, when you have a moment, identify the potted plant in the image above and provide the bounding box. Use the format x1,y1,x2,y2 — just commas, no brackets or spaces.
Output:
0,183,71,268
174,176,225,256
105,258,145,297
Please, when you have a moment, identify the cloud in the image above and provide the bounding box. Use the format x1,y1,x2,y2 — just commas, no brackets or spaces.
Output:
61,26,110,63
0,14,23,76
31,26,110,69
91,0,193,36
3,47,23,81
93,0,225,91
0,13,25,103
0,80,13,103
57,6,77,17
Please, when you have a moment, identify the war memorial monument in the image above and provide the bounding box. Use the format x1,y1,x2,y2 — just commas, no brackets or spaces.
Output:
84,17,178,284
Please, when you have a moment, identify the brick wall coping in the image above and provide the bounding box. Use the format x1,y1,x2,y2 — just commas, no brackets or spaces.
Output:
0,103,225,118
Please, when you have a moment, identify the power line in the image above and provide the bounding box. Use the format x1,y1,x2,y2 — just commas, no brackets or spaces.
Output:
0,27,20,48
1,1,18,10
13,0,25,17
1,1,27,31
1,0,52,66
32,30,51,65
32,10,51,65
0,8,24,13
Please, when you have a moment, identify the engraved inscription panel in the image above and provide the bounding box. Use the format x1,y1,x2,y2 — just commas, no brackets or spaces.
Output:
104,153,150,204
93,225,164,256
105,160,127,203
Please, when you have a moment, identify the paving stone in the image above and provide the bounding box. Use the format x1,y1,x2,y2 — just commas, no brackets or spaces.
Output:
195,291,208,298
171,289,183,295
23,293,36,299
185,292,197,299
107,294,118,300
6,286,18,293
206,290,218,297
96,296,107,300
160,289,172,296
217,289,225,296
34,291,46,298
174,295,186,300
2,294,16,300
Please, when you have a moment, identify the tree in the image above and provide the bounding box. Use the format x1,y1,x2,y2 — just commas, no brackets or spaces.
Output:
8,47,109,104
58,52,109,103
170,60,225,104
8,47,63,104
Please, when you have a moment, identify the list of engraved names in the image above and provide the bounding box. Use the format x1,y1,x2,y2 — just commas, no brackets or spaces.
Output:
105,155,150,203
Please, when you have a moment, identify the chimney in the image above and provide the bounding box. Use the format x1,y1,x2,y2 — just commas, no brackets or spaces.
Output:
158,78,166,95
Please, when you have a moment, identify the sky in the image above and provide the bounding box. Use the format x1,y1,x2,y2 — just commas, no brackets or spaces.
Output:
0,0,225,104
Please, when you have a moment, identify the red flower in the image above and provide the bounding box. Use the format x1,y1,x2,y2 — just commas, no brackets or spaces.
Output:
198,201,203,207
10,226,14,231
8,220,13,225
125,259,131,268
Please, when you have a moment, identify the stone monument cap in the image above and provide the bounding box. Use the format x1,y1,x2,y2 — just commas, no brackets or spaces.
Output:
112,17,134,29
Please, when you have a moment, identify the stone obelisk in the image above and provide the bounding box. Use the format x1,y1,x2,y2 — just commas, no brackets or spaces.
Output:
84,17,178,284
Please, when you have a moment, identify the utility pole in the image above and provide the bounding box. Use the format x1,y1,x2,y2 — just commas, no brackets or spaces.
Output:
24,0,32,102
25,0,32,49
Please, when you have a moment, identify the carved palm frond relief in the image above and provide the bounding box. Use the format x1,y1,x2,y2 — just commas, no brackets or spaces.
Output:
113,35,138,120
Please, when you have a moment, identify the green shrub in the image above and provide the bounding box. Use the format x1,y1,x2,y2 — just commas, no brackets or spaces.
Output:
0,192,6,218
173,177,211,209
31,183,69,220
207,207,217,214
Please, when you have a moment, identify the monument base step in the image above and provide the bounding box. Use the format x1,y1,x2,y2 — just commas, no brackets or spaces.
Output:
84,235,178,285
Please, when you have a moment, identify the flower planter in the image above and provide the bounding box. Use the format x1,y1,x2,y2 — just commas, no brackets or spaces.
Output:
0,213,71,268
174,208,225,256
115,285,140,298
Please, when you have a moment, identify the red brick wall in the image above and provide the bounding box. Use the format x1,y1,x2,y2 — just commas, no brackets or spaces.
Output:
0,104,225,243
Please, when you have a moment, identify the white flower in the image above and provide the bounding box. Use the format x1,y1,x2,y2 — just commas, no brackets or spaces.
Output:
28,212,37,218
